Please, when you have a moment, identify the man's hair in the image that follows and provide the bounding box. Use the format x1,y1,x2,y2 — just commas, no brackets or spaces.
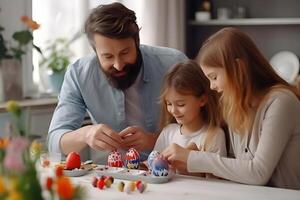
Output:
84,2,140,48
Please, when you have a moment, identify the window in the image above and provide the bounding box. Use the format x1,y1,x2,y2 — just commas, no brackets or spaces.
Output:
32,0,184,95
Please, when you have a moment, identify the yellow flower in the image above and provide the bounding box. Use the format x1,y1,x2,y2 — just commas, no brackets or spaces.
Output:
7,190,22,200
5,101,21,116
0,177,6,194
30,140,42,160
7,177,18,192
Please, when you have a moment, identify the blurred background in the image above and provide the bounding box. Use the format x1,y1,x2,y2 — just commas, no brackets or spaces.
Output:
0,0,300,137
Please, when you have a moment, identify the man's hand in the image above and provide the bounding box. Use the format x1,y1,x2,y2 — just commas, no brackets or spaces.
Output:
162,143,191,172
85,124,123,151
119,126,157,151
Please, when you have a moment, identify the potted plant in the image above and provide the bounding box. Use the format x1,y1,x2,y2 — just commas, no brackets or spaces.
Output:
39,33,81,94
0,16,41,101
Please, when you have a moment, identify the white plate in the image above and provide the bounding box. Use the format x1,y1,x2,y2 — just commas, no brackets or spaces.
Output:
94,165,174,184
270,51,299,83
63,168,89,177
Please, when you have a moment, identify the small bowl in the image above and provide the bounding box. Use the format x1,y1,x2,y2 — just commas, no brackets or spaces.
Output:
195,11,211,21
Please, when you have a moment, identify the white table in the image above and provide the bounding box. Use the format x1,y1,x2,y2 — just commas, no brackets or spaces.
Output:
70,171,300,200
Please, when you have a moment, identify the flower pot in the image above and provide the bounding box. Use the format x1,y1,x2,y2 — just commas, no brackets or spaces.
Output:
0,59,23,101
48,70,65,94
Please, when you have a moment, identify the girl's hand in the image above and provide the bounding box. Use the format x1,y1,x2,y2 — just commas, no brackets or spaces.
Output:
119,126,157,151
186,142,199,150
162,143,191,171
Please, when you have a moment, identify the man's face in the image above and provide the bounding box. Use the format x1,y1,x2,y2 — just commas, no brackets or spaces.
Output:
94,34,141,90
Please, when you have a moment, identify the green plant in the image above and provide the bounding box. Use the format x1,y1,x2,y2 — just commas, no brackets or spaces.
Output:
39,32,81,73
0,101,86,200
40,38,71,73
0,16,42,62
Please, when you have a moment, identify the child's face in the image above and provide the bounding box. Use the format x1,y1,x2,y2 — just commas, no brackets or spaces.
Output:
200,64,227,93
165,88,206,127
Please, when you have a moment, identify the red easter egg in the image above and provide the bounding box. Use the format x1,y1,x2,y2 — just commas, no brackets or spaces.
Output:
107,150,123,167
125,148,140,161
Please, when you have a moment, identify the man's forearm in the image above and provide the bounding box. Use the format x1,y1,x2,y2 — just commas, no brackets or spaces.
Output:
60,125,92,155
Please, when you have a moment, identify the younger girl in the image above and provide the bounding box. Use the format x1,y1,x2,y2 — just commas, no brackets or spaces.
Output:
153,60,226,174
162,27,300,190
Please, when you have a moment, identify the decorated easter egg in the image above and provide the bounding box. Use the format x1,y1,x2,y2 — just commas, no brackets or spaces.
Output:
125,148,140,169
147,150,160,170
107,150,123,167
151,155,169,177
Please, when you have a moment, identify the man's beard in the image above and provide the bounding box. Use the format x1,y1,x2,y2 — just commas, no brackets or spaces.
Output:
103,50,142,90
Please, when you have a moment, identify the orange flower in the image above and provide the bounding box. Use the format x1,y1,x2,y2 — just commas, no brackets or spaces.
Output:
55,165,64,177
20,15,29,22
26,20,40,30
0,137,10,149
56,177,74,200
20,15,40,30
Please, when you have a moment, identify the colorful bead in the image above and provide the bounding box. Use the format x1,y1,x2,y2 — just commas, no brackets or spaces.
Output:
137,182,147,193
108,176,114,184
128,181,136,191
125,184,132,194
118,181,125,192
135,180,142,188
104,177,112,188
97,178,105,190
91,177,98,188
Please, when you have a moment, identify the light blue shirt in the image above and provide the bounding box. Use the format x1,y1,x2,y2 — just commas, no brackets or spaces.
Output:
47,45,187,162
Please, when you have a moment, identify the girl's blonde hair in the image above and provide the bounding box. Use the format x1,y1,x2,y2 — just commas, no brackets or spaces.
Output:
159,60,221,150
197,27,299,134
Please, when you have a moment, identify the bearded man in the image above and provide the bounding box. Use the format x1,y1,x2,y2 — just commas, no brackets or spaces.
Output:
47,2,187,163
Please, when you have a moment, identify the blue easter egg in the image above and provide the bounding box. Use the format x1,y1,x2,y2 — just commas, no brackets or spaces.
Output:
147,150,160,170
151,156,169,177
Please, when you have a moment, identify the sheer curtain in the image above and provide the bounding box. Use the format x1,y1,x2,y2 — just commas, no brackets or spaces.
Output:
114,0,185,51
136,0,185,52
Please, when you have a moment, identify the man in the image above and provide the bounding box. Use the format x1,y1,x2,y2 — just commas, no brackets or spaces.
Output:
47,2,187,163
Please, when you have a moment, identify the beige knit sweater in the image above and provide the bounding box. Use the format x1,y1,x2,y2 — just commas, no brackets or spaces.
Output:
187,89,300,190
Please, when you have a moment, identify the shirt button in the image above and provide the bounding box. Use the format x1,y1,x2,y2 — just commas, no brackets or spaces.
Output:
245,148,248,153
118,112,122,116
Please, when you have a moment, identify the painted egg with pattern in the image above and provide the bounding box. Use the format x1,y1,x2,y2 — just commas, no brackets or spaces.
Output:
125,148,140,169
151,155,169,177
147,150,160,170
107,150,123,167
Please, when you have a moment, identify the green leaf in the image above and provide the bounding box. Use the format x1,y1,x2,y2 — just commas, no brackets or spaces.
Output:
12,30,33,45
0,33,8,60
11,47,25,60
33,44,43,55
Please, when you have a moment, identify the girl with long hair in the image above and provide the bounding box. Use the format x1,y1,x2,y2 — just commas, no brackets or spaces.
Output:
154,60,226,175
162,27,300,190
